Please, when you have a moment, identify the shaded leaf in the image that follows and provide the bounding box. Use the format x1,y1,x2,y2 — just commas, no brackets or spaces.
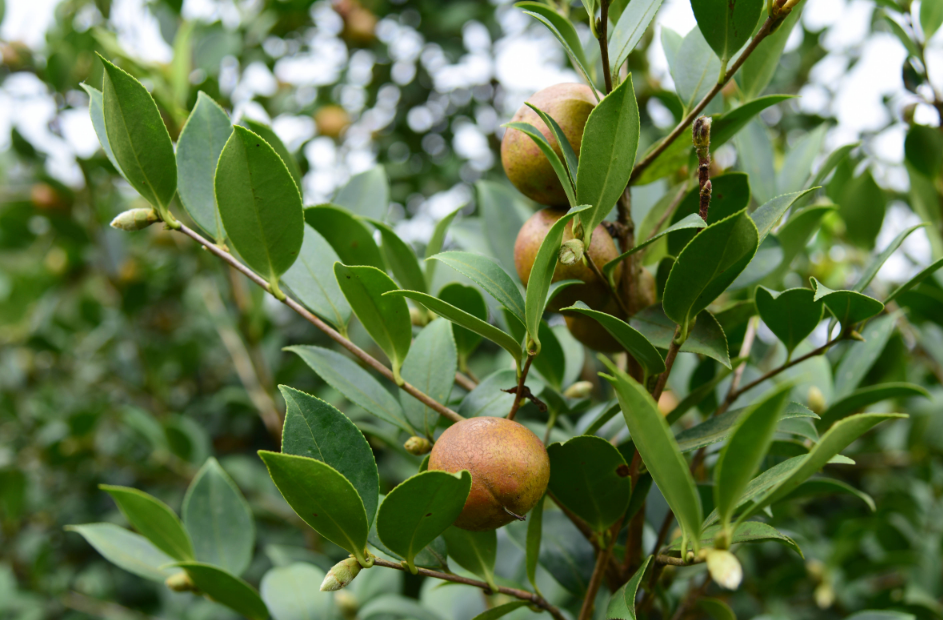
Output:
609,0,664,76
260,563,330,620
526,495,545,595
471,602,530,620
668,522,802,558
100,485,194,561
631,304,731,368
547,436,632,532
521,11,598,93
173,562,268,620
819,382,928,428
282,225,351,332
442,527,497,590
811,278,884,327
304,205,385,271
80,83,122,175
438,283,488,359
334,166,390,220
65,524,180,582
430,252,526,323
738,8,802,99
400,319,457,436
855,224,928,293
364,219,426,294
561,305,665,375
606,555,652,620
671,27,722,111
503,123,575,207
755,287,824,355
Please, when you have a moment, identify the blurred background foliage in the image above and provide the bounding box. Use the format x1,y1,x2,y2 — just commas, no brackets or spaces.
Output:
1,0,943,618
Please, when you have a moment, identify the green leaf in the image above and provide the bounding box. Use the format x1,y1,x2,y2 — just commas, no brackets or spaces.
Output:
99,56,177,218
442,527,497,591
258,451,370,564
525,206,589,352
505,318,567,389
847,612,915,620
241,118,302,189
811,143,859,189
504,121,576,206
507,510,594,595
832,313,898,399
476,181,528,276
400,319,457,436
729,235,783,290
698,598,736,620
691,0,763,63
600,360,702,550
547,436,632,532
737,413,905,524
561,305,665,375
99,485,194,561
714,383,792,531
604,213,707,275
750,188,819,244
260,563,330,620
377,471,472,572
173,562,269,620
459,369,544,418
521,11,599,94
921,0,943,41
736,119,776,204
516,3,591,82
280,386,380,527
359,595,446,620
438,283,488,360
430,252,526,324
334,166,390,220
834,169,887,249
610,0,664,78
363,218,426,294
711,95,796,146
755,287,824,355
425,206,463,287
778,477,876,512
666,364,737,425
282,225,351,333
631,305,731,368
525,102,579,183
776,204,836,267
855,224,929,293
216,125,304,290
778,125,828,195
905,124,943,178
674,401,817,453
80,84,122,177
386,290,522,364
739,7,802,99
702,455,803,526
176,92,232,243
885,257,943,303
576,76,640,237
668,522,802,558
819,382,928,428
182,458,254,576
525,495,545,595
471,602,530,620
668,173,752,256
286,345,413,433
334,264,412,383
671,27,722,112
664,210,759,334
810,278,885,327
606,555,651,620
65,524,180,582
304,205,385,271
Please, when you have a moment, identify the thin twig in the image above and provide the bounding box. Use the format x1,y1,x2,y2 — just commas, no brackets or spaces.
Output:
651,327,682,401
717,315,758,416
175,223,464,424
586,254,631,316
507,354,535,420
598,0,613,94
579,517,623,620
455,371,477,392
372,558,567,620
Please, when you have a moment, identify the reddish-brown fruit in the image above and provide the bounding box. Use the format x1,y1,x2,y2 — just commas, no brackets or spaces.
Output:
514,208,622,311
501,83,597,207
429,417,550,531
315,105,350,138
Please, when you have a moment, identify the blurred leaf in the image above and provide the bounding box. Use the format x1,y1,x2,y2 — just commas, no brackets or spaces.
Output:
671,27,722,112
856,224,928,293
609,0,664,76
333,166,390,220
282,225,352,332
755,287,824,355
476,181,528,276
751,188,819,244
430,252,526,324
631,305,731,368
712,95,796,147
400,319,457,436
241,119,302,189
606,555,651,620
834,169,886,249
729,235,783,289
442,527,497,590
216,126,304,288
738,6,802,99
100,485,194,561
698,598,736,620
304,205,385,271
776,204,836,267
259,451,370,564
364,218,427,294
173,562,268,620
359,595,446,620
182,458,254,576
516,3,589,80
334,264,412,383
425,206,463,287
547,435,632,532
777,478,875,512
674,401,817,453
280,386,380,527
886,257,943,303
905,124,943,178
735,119,776,204
459,369,544,418
526,495,545,595
604,213,707,274
260,563,330,620
810,143,859,189
819,382,928,428
561,305,665,375
471,602,530,620
522,10,598,92
377,471,471,572
507,510,594,595
810,278,885,327
778,125,827,195
666,365,737,425
65,524,180,582
170,22,193,108
438,283,488,360
668,522,802,558
921,0,943,41
691,0,763,63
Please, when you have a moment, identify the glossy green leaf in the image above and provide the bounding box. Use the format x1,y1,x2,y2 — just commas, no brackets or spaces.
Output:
834,169,887,249
334,264,411,383
216,125,304,289
691,0,763,63
526,495,545,595
561,305,665,375
80,84,122,176
885,257,943,303
674,401,817,453
304,205,385,271
99,56,177,217
425,206,463,287
65,524,180,582
438,283,488,359
601,360,702,550
668,522,802,558
430,252,526,324
604,213,706,275
668,173,752,256
260,563,330,620
400,319,457,436
547,435,632,532
442,527,497,590
855,224,928,293
377,470,472,572
173,562,269,620
610,0,663,77
714,383,792,531
698,598,736,620
664,210,759,334
739,7,802,99
631,304,731,368
241,118,302,189
182,458,254,576
702,455,803,526
921,0,943,41
516,3,591,89
777,477,876,511
737,413,905,524
364,218,427,294
504,121,576,207
176,92,232,243
521,11,598,93
100,485,194,561
606,555,651,620
282,225,351,332
755,287,824,355
386,290,522,364
810,278,885,326
367,498,449,570
333,166,390,220
819,382,928,428
751,188,819,244
832,313,898,399
576,76,640,237
712,95,796,146
471,602,530,620
258,451,370,564
280,386,380,527
286,345,413,433
671,27,722,112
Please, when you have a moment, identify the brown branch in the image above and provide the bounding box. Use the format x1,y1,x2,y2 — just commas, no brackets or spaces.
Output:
628,16,779,186
372,558,566,620
586,253,631,316
693,117,712,221
507,354,535,420
455,371,477,392
598,0,613,94
175,223,464,424
579,517,623,620
651,326,682,401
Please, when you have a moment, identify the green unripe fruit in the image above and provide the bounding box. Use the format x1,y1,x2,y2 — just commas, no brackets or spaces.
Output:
428,417,550,531
501,83,597,207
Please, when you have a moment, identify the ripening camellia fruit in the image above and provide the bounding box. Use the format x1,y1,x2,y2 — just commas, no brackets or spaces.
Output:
501,83,597,207
514,207,622,311
429,417,550,531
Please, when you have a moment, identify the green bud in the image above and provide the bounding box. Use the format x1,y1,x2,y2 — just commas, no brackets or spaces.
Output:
165,572,198,592
334,590,359,619
563,381,593,399
403,436,432,455
110,208,159,231
321,557,362,591
692,116,712,149
559,239,585,266
807,386,826,414
706,549,742,590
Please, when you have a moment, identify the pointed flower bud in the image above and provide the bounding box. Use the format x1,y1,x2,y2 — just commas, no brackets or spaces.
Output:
563,381,593,399
559,239,584,266
404,436,432,455
110,208,159,231
692,117,712,149
706,549,742,590
321,557,362,591
165,572,197,592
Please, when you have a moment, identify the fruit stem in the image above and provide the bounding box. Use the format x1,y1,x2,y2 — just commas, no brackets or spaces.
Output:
507,354,535,420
